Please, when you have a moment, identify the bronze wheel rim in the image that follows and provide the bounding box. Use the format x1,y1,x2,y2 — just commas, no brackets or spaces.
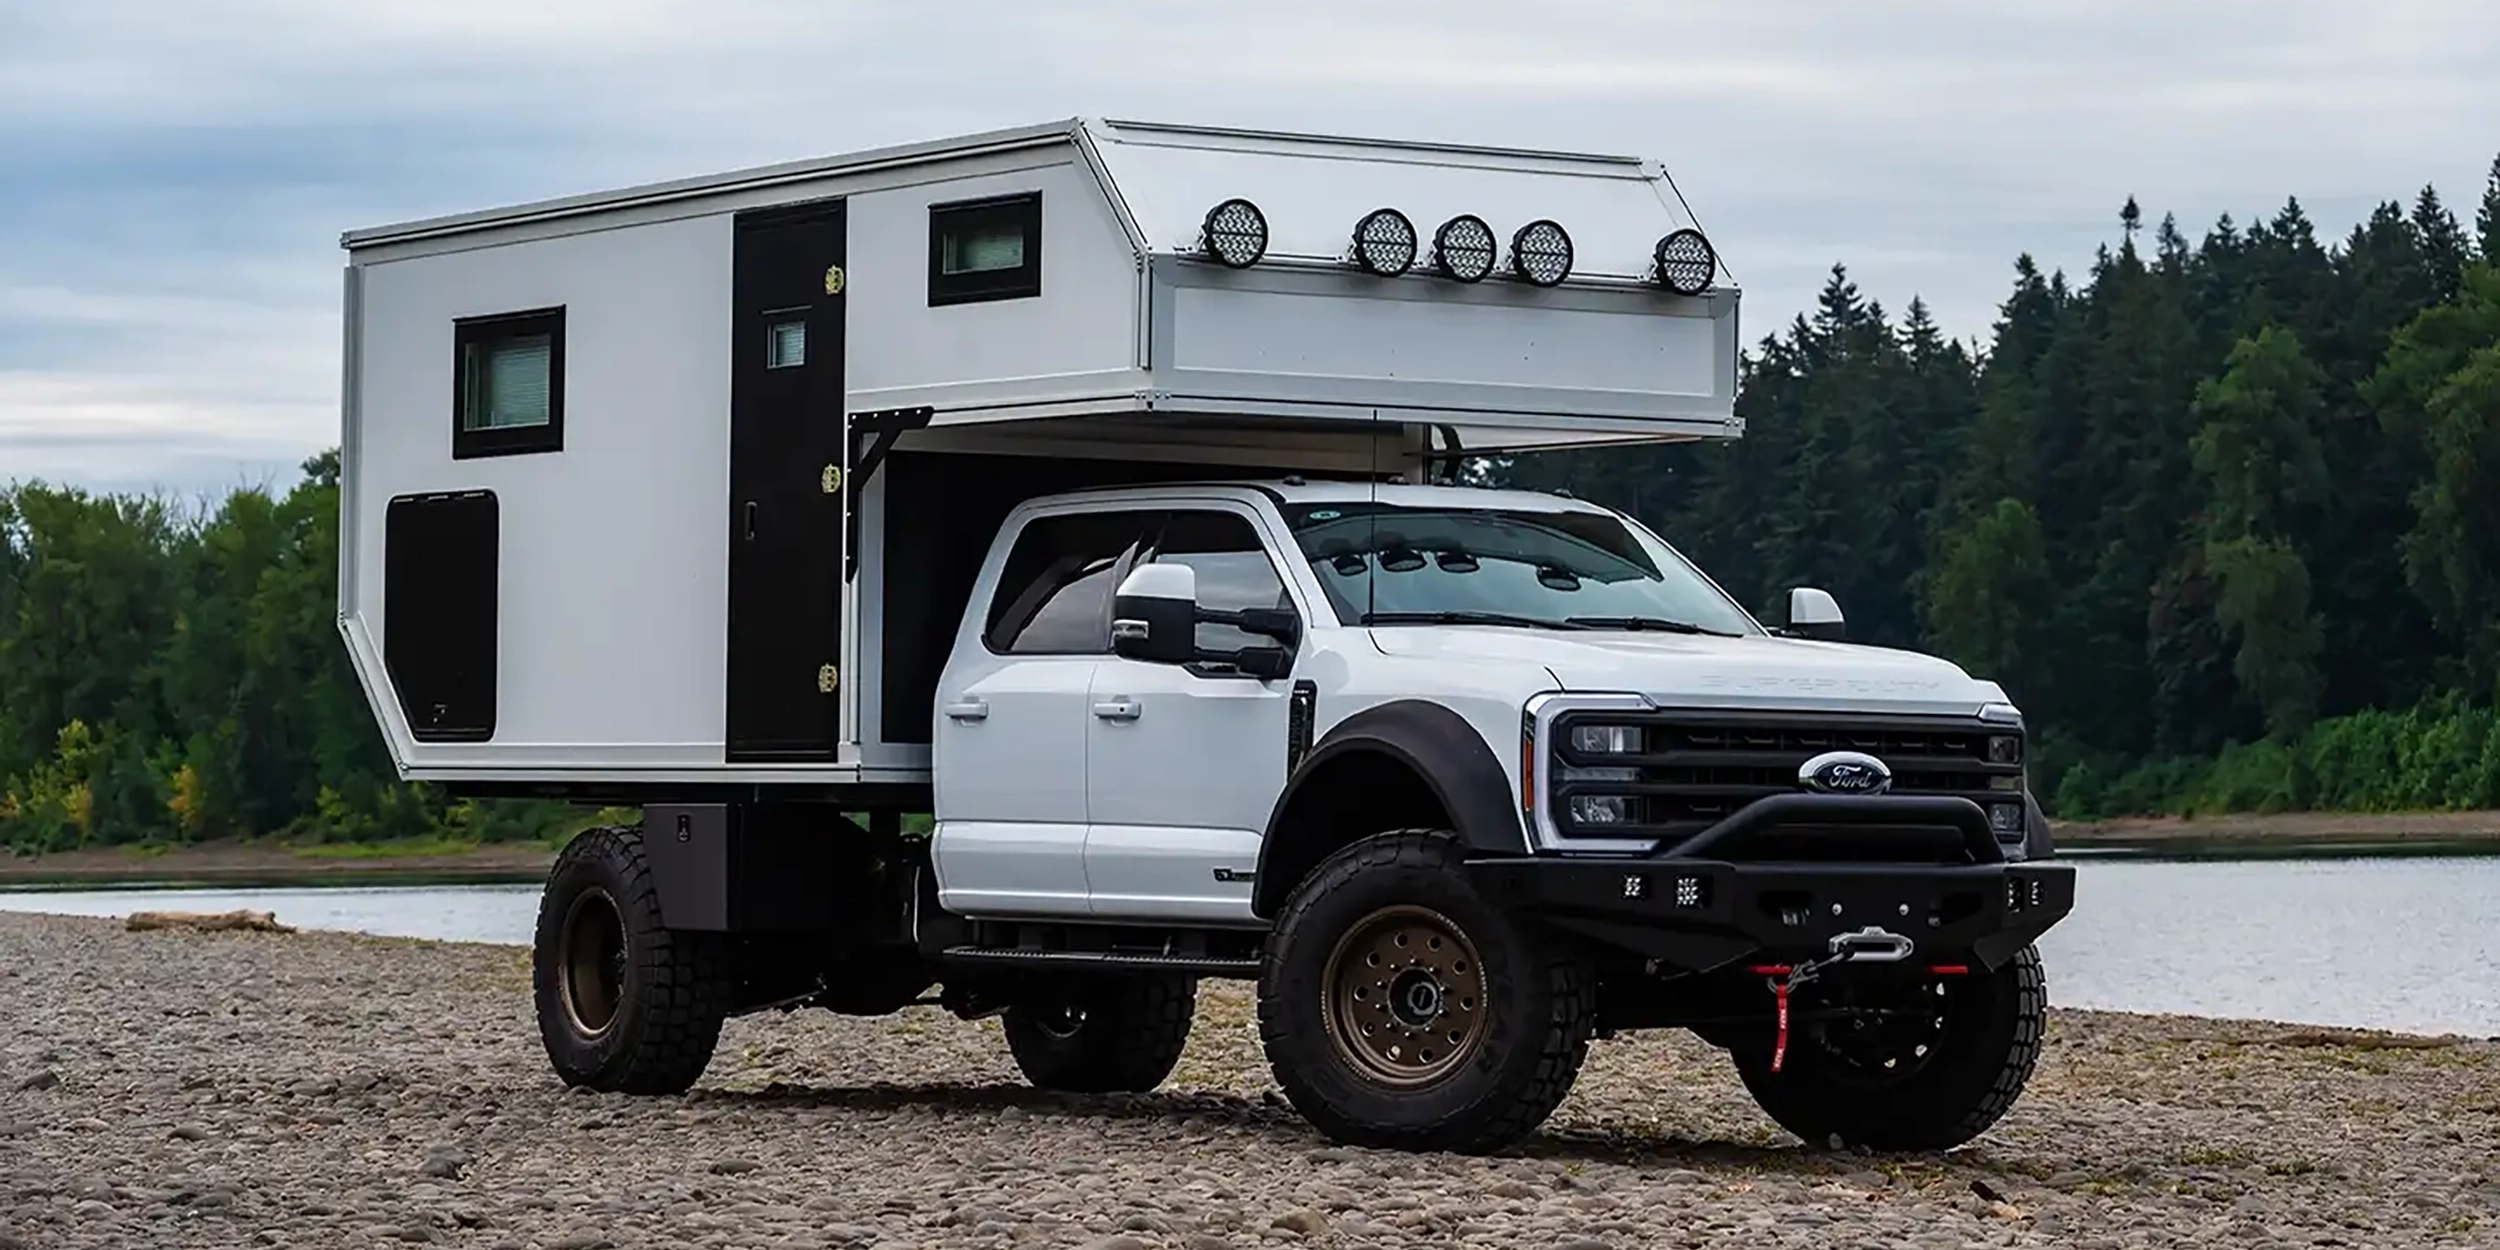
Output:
1320,904,1489,1088
559,887,626,1038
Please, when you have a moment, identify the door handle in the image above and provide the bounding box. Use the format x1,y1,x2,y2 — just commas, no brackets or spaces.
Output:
1092,698,1141,722
943,697,989,722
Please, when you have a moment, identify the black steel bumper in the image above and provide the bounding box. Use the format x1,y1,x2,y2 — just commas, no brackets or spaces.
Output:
1466,795,2077,974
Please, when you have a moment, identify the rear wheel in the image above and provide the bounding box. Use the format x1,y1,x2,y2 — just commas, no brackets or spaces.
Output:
1257,830,1594,1154
532,825,731,1094
1733,945,2047,1150
1002,974,1197,1093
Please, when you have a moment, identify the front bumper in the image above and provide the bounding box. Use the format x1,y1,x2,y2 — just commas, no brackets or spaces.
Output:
1466,795,2077,974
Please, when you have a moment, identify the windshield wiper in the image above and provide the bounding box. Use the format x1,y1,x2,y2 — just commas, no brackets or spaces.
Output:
1565,615,1742,637
1358,611,1583,631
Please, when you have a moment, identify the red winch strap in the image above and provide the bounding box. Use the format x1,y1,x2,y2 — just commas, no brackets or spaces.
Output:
1771,979,1792,1073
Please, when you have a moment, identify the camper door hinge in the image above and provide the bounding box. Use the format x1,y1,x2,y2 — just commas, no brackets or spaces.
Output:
817,663,839,693
823,265,846,296
842,405,936,582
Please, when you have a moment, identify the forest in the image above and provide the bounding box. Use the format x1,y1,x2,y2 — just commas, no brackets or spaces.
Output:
4,157,2499,851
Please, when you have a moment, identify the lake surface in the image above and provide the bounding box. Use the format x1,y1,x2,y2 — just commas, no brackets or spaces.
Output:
5,856,2496,1038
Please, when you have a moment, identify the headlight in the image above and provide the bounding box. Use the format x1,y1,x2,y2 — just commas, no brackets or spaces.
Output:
1987,735,2023,764
1571,724,1643,754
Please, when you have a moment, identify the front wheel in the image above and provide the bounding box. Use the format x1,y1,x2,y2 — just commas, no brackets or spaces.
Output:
1002,974,1197,1093
1733,944,2048,1150
532,825,731,1094
1256,830,1594,1154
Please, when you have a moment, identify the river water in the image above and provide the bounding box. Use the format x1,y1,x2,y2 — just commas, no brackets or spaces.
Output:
5,854,2495,1038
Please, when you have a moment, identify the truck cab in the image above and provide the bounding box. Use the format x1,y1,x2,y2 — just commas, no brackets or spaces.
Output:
335,117,2075,1155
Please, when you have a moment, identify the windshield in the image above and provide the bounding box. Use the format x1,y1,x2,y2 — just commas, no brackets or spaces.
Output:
1278,501,1760,636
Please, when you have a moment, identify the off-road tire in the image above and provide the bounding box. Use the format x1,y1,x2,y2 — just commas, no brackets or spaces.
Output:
1734,943,2047,1151
532,824,731,1095
1257,830,1595,1154
1002,974,1197,1093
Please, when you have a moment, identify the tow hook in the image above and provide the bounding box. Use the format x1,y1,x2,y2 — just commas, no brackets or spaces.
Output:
1746,926,1924,1074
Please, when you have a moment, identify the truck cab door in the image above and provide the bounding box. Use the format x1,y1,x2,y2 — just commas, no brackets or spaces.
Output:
1084,507,1300,924
931,509,1148,918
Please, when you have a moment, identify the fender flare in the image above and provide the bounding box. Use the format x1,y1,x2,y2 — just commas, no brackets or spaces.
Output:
1251,699,1527,915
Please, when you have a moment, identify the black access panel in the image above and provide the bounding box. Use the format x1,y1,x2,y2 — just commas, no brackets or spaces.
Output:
725,199,847,761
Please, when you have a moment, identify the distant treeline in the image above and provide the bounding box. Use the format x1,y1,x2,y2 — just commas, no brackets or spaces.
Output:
1498,154,2500,818
7,159,2500,850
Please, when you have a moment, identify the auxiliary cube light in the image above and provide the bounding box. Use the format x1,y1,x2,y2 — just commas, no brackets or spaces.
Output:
1201,198,1268,268
1350,208,1418,276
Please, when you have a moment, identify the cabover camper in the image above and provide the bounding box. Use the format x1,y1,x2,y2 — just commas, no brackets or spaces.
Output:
338,117,2075,1154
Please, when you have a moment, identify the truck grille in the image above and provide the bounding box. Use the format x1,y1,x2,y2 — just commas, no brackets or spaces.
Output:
1546,711,2027,850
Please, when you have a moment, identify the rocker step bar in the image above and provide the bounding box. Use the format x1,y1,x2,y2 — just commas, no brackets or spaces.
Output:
937,947,1263,976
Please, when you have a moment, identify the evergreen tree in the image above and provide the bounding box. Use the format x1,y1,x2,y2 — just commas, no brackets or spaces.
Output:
2190,326,2332,734
2479,153,2500,261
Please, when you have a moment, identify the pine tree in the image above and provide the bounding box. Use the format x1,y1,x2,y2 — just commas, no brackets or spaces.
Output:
2478,152,2500,261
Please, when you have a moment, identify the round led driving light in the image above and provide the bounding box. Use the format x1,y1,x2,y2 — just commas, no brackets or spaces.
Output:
1350,207,1417,276
1508,219,1573,287
1432,214,1496,283
1201,198,1268,269
1653,227,1716,295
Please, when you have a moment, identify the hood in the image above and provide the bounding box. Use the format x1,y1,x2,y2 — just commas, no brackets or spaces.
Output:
1366,626,2008,717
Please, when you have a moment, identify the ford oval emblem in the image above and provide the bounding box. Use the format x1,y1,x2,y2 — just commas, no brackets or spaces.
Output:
1799,750,1893,795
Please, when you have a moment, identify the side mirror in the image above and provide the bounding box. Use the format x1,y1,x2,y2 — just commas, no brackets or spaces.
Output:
1784,587,1846,642
1111,563,1198,665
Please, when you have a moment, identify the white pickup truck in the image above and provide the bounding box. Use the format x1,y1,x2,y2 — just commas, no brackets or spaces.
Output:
335,118,2075,1154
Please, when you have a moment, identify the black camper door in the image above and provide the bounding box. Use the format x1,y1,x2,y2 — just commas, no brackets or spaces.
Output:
726,200,846,761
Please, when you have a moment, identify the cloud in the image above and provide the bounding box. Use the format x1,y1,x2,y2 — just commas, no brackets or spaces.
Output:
4,0,2497,492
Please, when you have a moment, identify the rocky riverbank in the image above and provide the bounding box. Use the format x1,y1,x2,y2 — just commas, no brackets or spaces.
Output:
2,911,2494,1249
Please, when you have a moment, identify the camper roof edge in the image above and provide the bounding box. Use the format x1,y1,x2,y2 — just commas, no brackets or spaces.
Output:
338,116,1679,253
338,117,1086,251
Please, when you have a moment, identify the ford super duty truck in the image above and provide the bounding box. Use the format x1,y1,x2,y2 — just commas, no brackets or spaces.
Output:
334,117,2076,1154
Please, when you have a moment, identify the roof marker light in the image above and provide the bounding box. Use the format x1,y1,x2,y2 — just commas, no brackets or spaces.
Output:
1653,228,1716,296
1432,214,1497,283
1201,198,1268,268
1350,208,1417,277
1508,219,1573,287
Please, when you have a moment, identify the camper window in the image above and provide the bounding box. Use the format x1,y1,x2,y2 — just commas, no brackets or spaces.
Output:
452,307,564,459
928,192,1041,306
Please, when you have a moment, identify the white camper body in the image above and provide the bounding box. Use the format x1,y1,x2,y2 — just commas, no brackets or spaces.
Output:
336,117,1743,793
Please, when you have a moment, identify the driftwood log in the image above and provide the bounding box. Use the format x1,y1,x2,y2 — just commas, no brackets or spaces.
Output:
124,910,295,934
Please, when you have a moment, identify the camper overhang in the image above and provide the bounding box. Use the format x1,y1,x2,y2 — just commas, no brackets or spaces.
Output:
341,116,1743,452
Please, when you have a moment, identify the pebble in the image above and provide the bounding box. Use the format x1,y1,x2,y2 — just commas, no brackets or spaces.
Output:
0,910,2494,1250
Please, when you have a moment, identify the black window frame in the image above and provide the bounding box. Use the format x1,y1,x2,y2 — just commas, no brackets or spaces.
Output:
928,192,1042,307
451,306,566,460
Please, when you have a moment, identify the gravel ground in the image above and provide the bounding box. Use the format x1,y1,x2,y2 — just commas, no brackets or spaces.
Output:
3,911,2496,1250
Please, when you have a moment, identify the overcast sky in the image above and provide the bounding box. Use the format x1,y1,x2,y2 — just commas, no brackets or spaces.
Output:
4,0,2497,496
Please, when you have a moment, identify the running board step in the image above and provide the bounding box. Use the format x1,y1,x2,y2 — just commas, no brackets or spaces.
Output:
938,947,1262,976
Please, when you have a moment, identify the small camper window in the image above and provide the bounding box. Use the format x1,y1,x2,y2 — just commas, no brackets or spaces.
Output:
452,307,564,459
928,192,1041,306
